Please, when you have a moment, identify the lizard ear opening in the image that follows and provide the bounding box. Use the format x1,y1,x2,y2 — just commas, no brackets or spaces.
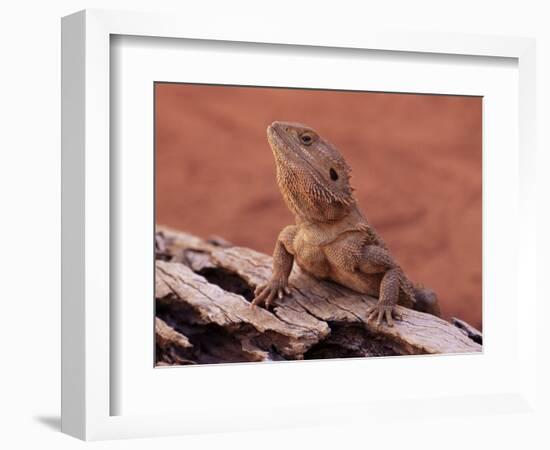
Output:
329,168,339,181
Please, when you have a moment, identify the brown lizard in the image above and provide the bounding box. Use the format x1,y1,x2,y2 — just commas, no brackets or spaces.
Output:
251,121,441,326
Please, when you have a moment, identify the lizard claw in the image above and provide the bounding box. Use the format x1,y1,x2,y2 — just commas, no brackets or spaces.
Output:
366,304,401,327
251,279,291,310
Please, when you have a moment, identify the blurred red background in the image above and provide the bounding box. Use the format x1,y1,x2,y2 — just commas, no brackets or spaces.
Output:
155,83,482,329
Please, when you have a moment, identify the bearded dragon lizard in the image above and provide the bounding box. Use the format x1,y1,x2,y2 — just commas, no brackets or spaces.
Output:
251,121,440,326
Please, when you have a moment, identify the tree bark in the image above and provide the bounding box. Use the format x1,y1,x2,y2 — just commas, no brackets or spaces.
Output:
155,226,482,365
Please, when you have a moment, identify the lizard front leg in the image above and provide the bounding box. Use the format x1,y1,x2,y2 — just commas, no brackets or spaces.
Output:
359,246,440,323
367,268,403,327
359,245,403,327
251,226,296,310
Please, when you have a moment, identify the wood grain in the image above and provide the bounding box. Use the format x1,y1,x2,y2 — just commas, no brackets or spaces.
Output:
155,226,482,365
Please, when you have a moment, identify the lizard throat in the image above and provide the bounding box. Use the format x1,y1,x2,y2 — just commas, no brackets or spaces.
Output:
276,165,354,223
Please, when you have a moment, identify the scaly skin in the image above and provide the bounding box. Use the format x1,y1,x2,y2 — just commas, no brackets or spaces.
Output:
251,121,441,327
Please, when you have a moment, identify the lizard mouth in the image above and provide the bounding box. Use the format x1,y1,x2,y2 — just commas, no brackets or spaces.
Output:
267,122,325,179
267,122,306,163
266,123,285,153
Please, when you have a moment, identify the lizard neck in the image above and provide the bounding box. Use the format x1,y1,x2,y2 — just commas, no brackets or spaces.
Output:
293,203,371,247
294,202,367,228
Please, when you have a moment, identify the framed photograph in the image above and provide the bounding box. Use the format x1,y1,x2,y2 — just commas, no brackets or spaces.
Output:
153,83,483,367
61,9,537,441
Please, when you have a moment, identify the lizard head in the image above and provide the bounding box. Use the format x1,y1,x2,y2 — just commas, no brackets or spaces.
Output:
267,121,355,222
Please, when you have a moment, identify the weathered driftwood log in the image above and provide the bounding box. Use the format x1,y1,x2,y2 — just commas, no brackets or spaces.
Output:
155,226,482,365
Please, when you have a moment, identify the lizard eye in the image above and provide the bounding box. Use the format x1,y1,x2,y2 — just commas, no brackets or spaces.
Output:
329,168,338,181
300,133,314,146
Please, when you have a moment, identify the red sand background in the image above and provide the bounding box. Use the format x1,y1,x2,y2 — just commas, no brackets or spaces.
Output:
155,83,482,329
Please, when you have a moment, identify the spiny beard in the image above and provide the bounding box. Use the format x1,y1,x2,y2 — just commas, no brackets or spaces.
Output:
276,165,354,222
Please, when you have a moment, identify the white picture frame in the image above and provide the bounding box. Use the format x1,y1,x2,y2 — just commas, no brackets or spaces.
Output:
61,9,537,441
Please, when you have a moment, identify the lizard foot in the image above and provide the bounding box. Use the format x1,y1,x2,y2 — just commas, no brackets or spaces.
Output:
366,304,402,327
251,279,291,310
